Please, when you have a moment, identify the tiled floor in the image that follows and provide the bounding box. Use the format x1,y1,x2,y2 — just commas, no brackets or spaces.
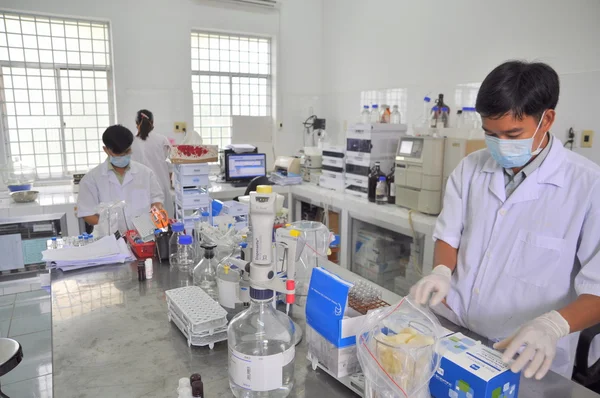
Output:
0,278,52,397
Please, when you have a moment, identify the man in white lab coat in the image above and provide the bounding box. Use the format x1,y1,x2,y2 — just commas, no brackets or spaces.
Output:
411,61,600,380
77,125,164,228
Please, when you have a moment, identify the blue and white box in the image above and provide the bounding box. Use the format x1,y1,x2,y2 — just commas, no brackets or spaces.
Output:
430,333,520,398
305,267,366,378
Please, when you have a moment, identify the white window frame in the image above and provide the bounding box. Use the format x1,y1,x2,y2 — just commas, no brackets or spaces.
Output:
191,30,272,148
0,11,115,179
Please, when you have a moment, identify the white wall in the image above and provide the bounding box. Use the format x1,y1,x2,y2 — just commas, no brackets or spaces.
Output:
0,0,323,158
321,0,600,163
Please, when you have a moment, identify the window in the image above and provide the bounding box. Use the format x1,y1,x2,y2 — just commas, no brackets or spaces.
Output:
0,12,114,178
361,88,408,123
191,31,271,148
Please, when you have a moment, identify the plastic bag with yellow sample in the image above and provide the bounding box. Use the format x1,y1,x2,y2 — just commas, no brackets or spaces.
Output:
356,297,443,398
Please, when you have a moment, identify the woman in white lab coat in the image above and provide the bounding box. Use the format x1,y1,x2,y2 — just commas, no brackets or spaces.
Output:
77,125,164,228
130,109,174,218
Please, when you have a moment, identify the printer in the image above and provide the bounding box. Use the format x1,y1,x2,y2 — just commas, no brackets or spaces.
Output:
273,156,301,175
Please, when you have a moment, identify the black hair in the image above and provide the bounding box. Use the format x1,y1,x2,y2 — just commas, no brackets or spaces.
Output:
102,125,133,154
136,109,154,140
475,60,559,121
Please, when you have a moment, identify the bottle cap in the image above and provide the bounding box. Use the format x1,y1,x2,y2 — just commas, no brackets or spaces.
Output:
363,105,369,109
78,235,83,239
442,107,449,111
51,237,57,241
154,229,161,235
372,104,379,108
424,96,431,102
178,235,193,245
378,176,386,182
89,234,94,239
256,185,272,194
240,242,248,248
190,373,202,384
201,211,210,217
172,222,184,232
432,106,439,111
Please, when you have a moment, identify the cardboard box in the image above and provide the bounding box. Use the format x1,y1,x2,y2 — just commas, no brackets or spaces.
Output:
306,325,361,378
430,333,520,398
305,267,368,378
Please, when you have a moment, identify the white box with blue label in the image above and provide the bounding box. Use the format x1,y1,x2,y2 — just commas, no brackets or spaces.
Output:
430,333,520,398
305,267,368,378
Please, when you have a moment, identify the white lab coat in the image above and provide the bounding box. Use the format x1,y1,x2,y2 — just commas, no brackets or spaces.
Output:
131,133,173,218
77,160,164,229
434,138,600,378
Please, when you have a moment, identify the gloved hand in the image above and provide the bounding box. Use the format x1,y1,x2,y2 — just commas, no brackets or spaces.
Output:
409,265,452,306
493,311,570,379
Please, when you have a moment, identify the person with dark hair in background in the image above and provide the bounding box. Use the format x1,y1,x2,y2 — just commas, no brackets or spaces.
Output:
131,109,173,218
77,124,164,227
410,61,600,379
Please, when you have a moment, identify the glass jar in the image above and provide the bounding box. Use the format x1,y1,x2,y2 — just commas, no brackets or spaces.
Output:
169,222,185,268
176,235,195,273
193,242,218,300
228,289,295,397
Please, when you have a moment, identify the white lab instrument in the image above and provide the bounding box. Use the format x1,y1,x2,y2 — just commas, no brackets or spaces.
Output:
275,226,306,311
273,156,301,175
345,123,407,198
173,163,211,233
227,185,296,397
319,145,345,192
442,137,486,196
394,136,445,215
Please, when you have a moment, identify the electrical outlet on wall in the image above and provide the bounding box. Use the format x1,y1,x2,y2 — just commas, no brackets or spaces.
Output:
174,122,187,133
581,130,594,148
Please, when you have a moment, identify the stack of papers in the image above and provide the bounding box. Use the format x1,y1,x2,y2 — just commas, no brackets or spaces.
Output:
270,171,303,186
42,235,135,271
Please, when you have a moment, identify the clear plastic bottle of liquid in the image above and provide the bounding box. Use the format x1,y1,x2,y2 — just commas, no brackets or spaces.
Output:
375,176,388,205
228,288,295,397
390,105,401,124
169,222,185,267
370,104,379,124
177,235,195,273
361,105,370,124
50,237,57,249
193,242,218,300
441,107,450,128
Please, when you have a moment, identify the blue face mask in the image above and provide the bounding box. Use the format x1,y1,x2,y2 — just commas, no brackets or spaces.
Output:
110,154,131,168
484,111,546,169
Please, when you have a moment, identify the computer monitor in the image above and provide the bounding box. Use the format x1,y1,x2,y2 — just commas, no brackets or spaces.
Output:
225,153,267,182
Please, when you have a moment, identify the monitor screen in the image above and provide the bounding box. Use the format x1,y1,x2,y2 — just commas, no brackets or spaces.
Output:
227,153,267,181
399,140,414,155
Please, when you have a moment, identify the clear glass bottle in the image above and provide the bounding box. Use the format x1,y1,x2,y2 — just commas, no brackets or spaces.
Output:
380,104,390,123
429,106,440,128
50,237,57,249
169,222,185,268
176,235,195,273
361,105,370,124
375,176,388,205
440,106,450,128
390,105,401,124
228,288,295,397
370,104,379,124
420,95,432,127
193,242,218,300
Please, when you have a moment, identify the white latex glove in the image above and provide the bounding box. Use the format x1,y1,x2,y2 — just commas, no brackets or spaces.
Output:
493,311,570,380
409,265,452,306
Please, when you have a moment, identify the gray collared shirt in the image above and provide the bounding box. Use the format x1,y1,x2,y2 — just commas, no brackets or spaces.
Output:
504,134,554,197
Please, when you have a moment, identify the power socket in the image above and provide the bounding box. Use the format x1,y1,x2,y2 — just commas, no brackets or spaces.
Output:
174,122,187,133
581,130,594,148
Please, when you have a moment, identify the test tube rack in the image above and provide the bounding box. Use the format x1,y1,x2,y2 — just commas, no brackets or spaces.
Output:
165,286,228,349
173,163,212,232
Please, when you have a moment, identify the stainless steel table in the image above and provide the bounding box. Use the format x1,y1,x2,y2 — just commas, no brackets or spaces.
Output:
51,261,600,398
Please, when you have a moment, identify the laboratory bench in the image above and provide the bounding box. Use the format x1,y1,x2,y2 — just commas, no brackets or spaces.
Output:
49,259,599,398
